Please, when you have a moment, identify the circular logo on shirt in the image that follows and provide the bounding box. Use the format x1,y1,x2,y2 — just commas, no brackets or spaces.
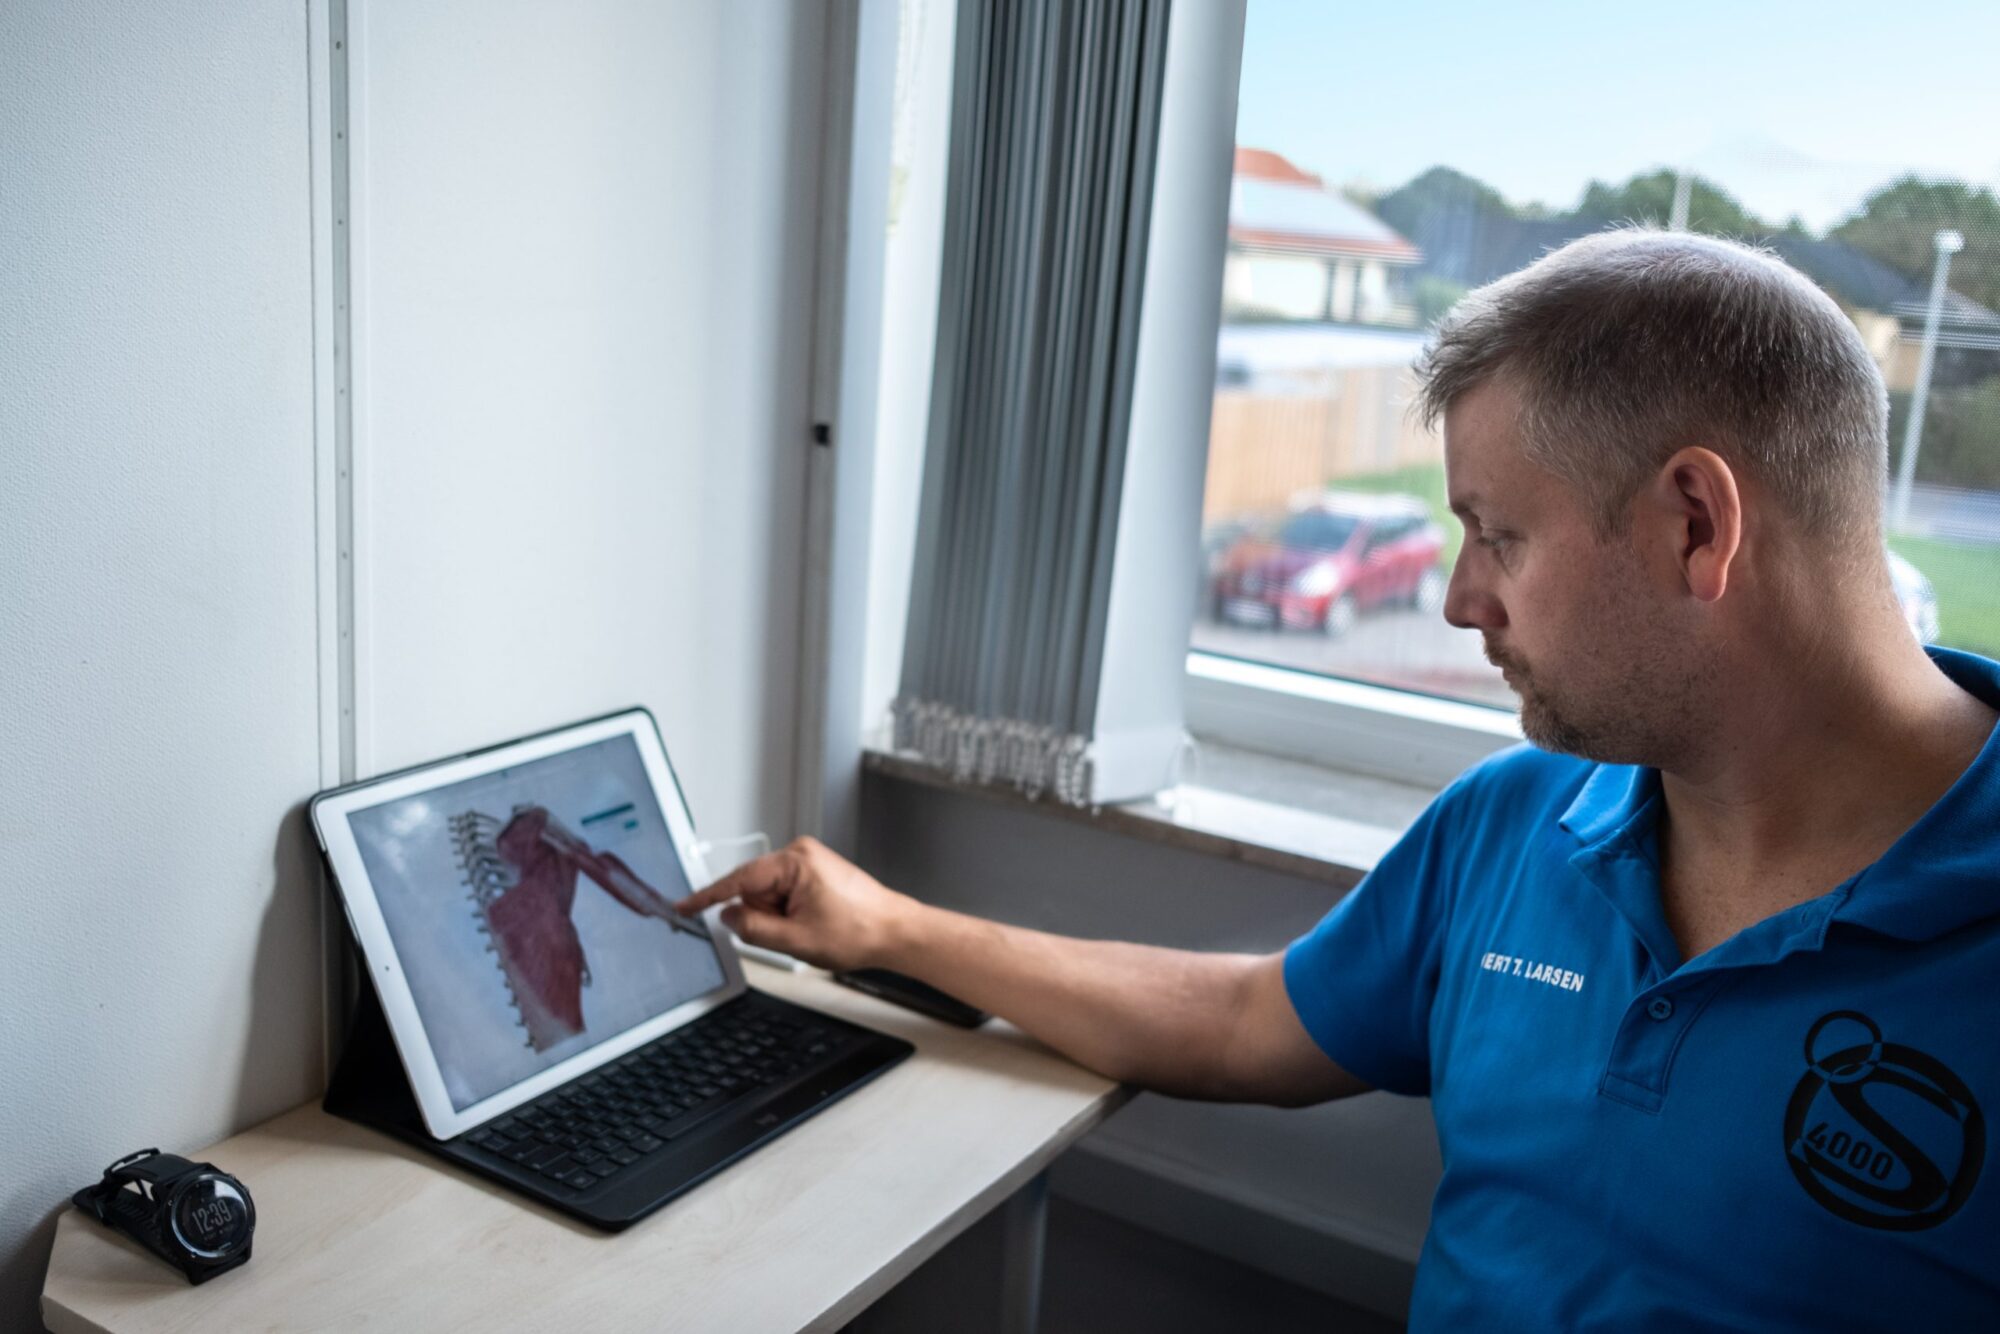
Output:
1783,1011,1984,1231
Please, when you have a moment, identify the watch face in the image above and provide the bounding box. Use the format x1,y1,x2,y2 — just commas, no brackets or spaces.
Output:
168,1174,253,1261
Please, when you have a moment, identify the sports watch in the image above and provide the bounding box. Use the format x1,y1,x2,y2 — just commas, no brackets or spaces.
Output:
72,1148,255,1283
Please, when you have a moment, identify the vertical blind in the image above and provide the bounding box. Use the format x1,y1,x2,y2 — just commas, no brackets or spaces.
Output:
893,0,1173,804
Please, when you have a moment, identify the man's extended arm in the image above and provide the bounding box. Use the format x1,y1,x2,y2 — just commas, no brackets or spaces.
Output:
675,837,1367,1106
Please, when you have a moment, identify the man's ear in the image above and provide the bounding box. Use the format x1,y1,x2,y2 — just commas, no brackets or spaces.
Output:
1647,447,1741,603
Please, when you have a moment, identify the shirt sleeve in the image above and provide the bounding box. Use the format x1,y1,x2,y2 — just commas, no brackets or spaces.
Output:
1283,788,1459,1096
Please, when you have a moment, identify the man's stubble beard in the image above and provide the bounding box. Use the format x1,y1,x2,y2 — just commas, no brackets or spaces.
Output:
1512,666,1597,757
1486,643,1598,757
1488,587,1711,770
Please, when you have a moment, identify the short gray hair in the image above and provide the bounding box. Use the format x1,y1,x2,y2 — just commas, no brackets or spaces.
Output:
1414,228,1889,541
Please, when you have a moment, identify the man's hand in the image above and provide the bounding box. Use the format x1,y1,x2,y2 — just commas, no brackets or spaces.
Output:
678,838,1365,1106
675,837,914,972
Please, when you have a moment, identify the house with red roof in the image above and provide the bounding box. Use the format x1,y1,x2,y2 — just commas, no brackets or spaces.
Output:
1225,148,1423,325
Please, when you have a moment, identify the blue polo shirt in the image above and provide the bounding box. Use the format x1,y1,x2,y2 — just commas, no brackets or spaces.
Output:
1285,647,2000,1329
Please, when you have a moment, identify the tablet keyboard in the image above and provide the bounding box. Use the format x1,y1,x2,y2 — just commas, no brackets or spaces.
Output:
462,1002,844,1193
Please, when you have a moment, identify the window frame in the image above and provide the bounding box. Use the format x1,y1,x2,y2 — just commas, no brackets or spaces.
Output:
1179,11,1523,793
1184,650,1521,791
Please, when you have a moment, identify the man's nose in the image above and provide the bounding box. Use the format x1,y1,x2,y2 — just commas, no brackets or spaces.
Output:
1442,550,1505,632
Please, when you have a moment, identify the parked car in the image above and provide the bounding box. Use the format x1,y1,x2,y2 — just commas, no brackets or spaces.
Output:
1211,491,1448,635
1889,549,1941,644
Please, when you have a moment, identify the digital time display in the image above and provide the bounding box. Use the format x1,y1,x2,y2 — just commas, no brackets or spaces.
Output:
171,1176,251,1258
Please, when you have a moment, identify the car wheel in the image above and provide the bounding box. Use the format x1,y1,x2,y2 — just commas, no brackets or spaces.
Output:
1322,593,1357,637
1414,567,1447,614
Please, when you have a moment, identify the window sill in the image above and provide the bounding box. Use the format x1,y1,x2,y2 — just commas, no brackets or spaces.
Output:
1185,652,1522,790
861,741,1436,890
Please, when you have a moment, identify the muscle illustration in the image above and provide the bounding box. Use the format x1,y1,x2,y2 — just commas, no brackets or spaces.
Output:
449,805,709,1051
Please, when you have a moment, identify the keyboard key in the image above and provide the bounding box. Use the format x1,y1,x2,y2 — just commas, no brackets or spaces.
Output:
609,1147,639,1166
522,1144,565,1170
540,1154,579,1178
562,1170,599,1191
630,1134,663,1153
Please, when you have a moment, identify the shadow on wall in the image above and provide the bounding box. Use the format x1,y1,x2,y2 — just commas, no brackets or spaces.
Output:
240,804,328,1122
1,1188,65,1334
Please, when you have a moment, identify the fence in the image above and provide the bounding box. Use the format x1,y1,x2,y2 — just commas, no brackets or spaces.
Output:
1202,365,1441,522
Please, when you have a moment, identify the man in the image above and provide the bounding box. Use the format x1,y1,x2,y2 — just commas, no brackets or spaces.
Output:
680,230,2000,1326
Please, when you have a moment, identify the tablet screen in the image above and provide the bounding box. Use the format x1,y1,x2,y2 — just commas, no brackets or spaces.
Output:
345,733,727,1111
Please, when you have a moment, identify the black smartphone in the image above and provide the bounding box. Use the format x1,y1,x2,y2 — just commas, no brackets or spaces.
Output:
833,968,990,1028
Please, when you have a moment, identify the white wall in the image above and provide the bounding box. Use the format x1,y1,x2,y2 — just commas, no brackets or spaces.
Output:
0,2,325,1323
0,3,825,1326
351,0,824,843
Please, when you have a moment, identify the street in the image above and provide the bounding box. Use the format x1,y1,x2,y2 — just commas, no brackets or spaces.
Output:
1904,484,2000,546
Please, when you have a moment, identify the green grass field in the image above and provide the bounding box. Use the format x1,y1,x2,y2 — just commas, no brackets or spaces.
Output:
1333,462,2000,658
1885,534,2000,658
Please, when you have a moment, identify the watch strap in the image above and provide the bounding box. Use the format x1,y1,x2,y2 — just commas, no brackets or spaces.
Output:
73,1175,172,1263
118,1152,202,1189
73,1150,249,1283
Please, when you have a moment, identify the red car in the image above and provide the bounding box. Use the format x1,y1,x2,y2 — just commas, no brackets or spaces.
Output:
1212,492,1448,635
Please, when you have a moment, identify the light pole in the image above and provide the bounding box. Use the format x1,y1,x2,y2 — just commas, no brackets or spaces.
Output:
1891,228,1965,532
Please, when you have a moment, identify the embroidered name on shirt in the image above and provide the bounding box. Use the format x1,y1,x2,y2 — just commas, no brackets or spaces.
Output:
1481,951,1586,994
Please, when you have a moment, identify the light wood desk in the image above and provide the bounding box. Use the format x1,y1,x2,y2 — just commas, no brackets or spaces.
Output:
43,962,1129,1333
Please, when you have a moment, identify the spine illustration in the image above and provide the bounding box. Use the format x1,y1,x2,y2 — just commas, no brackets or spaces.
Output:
449,805,708,1052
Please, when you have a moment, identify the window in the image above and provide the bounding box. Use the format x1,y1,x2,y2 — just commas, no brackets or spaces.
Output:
1190,0,2000,784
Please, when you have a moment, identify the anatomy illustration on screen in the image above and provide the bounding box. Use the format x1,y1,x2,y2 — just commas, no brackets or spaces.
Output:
449,805,711,1050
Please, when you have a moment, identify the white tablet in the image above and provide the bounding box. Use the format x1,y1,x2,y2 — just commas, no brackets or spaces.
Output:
310,709,748,1140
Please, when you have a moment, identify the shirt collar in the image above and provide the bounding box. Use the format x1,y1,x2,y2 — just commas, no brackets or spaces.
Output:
1559,762,1656,848
1559,764,1679,972
1833,647,2000,942
1557,647,2000,945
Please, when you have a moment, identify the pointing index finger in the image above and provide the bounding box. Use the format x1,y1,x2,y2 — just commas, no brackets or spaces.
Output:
675,850,793,915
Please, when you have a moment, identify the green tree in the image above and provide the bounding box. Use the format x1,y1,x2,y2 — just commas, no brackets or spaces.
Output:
1375,165,1516,238
1575,170,1770,238
1411,275,1469,326
1830,176,2000,313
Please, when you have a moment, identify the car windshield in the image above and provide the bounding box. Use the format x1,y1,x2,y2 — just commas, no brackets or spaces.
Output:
1278,512,1360,552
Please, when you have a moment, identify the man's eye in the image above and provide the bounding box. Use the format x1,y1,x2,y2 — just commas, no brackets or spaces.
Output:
1477,533,1513,552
